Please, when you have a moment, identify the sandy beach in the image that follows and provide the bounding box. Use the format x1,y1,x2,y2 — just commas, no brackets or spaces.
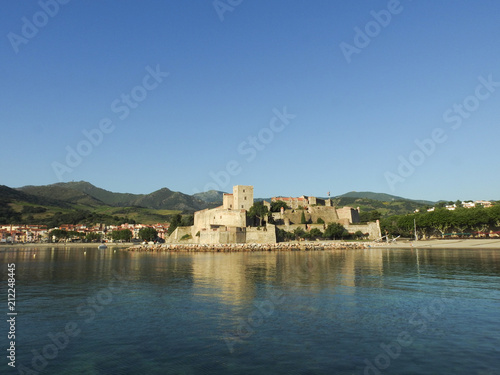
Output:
372,238,500,249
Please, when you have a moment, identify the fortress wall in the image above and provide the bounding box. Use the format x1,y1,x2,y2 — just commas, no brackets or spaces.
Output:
282,206,339,225
337,207,360,224
278,224,307,233
166,226,198,244
194,207,246,233
345,221,381,240
308,206,339,223
246,224,276,243
198,227,246,244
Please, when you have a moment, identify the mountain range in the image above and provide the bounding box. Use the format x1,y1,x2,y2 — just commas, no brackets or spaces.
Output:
0,181,443,226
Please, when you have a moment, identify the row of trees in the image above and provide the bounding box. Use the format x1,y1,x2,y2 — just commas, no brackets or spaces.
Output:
50,229,103,242
277,223,366,242
49,228,161,242
381,205,500,238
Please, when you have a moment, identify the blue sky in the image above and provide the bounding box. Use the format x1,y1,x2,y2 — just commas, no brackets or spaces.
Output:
1,0,499,201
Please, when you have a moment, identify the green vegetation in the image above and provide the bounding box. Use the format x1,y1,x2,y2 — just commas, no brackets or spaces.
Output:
0,184,185,227
111,229,132,242
359,210,382,223
300,211,307,224
381,205,500,238
167,214,182,235
247,202,269,226
270,200,290,212
330,197,428,217
180,234,192,240
323,223,348,240
138,227,158,241
276,228,295,242
86,232,102,242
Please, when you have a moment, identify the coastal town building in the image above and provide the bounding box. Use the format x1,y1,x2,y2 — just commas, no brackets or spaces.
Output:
0,223,169,244
417,200,494,213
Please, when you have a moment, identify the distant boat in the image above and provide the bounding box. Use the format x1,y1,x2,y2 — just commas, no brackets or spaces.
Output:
98,244,107,250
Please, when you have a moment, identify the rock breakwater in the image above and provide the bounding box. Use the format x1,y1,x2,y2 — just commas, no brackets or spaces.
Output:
125,242,374,252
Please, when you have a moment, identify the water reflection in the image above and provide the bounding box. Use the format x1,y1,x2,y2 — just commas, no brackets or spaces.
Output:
0,246,499,375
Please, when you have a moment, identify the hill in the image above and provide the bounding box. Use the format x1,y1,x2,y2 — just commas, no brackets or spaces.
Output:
193,190,226,203
20,181,209,212
336,191,434,205
330,196,428,217
1,184,183,227
53,181,140,206
19,185,105,207
132,188,208,211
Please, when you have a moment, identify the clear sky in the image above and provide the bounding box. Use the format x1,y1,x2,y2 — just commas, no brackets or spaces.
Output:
1,0,499,201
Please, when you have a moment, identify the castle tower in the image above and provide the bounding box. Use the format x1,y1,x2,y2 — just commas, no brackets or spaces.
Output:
233,185,253,211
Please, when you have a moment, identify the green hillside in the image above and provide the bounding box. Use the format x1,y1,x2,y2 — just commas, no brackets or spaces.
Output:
41,181,208,212
337,191,435,205
331,197,427,217
1,185,181,227
53,181,140,206
193,190,226,203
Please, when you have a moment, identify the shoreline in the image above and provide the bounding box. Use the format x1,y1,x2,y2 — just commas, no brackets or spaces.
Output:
0,242,132,249
2,239,500,251
371,238,500,249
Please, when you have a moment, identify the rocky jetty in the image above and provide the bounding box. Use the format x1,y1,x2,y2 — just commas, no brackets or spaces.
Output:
125,242,374,253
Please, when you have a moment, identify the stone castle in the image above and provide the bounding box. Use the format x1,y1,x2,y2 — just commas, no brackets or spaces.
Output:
167,185,381,244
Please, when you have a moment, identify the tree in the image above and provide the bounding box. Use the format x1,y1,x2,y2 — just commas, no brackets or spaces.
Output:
293,227,307,240
111,229,132,242
181,214,194,227
300,211,307,224
323,223,347,240
359,210,382,222
167,214,182,235
354,231,365,240
309,228,323,239
247,202,269,226
50,229,68,241
138,227,158,241
85,232,102,242
316,217,325,224
276,228,294,242
270,200,290,212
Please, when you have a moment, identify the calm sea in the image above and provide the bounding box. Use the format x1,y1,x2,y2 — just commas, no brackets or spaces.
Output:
1,246,499,375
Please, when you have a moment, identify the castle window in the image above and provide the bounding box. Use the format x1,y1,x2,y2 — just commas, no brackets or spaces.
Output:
241,205,244,208
243,189,245,192
244,197,247,200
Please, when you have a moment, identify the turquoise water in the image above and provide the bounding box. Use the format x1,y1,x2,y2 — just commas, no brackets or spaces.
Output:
1,247,499,374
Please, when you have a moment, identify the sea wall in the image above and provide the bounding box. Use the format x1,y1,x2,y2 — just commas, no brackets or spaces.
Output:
126,241,375,252
345,221,381,240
